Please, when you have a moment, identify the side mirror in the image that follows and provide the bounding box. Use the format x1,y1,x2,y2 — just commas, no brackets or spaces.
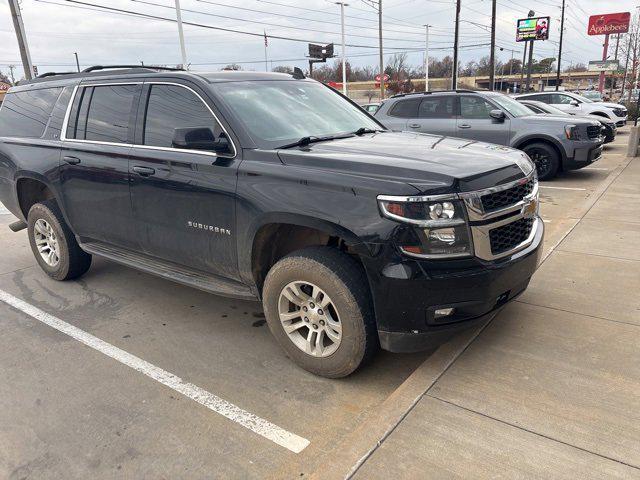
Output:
570,100,579,106
489,109,506,121
172,127,232,154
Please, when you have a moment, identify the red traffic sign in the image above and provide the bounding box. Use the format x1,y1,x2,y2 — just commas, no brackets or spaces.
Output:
0,83,10,92
375,73,390,82
588,12,630,36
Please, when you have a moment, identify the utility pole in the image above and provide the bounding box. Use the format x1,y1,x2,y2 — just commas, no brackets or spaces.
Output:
452,0,461,89
555,0,565,91
8,65,15,85
174,0,188,69
628,22,639,104
336,2,348,96
520,41,527,92
8,0,34,80
621,32,633,100
424,24,430,91
378,0,384,100
598,34,610,93
489,0,496,91
74,52,80,72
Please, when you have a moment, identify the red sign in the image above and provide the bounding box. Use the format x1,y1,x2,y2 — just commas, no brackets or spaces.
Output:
0,83,10,92
375,74,390,82
588,12,630,36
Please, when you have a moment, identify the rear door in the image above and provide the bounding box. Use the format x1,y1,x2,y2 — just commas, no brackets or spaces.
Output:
128,82,240,280
59,82,140,249
456,95,510,145
406,95,457,136
379,98,420,131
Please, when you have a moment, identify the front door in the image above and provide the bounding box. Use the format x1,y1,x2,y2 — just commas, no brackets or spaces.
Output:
129,82,240,280
59,83,140,249
456,95,510,145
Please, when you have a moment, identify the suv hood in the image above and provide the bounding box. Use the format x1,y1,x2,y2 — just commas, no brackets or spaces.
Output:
277,131,530,194
598,101,625,110
527,114,601,127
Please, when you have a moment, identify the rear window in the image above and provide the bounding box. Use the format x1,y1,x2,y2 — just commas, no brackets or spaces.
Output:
388,99,420,118
0,87,62,138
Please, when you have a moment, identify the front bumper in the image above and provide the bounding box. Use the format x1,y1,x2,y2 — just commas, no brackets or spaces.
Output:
366,217,544,353
565,141,603,170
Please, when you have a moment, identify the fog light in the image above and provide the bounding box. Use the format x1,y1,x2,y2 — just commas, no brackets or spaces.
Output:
434,307,455,318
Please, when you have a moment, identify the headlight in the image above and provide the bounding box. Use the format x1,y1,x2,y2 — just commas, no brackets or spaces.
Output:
377,195,473,258
564,124,581,140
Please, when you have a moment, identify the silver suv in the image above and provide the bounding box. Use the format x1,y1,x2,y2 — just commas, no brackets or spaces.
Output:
374,90,604,180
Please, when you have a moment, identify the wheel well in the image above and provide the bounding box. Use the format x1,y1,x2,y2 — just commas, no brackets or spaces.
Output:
517,138,564,170
16,178,55,218
251,223,358,293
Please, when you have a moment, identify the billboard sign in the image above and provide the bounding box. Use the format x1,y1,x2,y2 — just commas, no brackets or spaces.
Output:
588,12,630,36
588,60,620,72
516,17,550,42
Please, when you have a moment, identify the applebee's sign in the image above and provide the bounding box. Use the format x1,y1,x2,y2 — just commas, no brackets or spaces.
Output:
588,12,630,36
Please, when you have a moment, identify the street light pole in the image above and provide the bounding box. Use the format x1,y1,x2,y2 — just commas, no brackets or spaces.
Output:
378,0,384,100
424,24,430,91
336,2,348,96
174,0,188,69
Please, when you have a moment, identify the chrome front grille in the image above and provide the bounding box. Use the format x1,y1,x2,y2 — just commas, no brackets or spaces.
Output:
481,178,535,212
460,174,540,261
489,217,535,255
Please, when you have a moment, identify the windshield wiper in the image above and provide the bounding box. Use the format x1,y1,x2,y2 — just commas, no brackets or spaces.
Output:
353,127,382,135
278,134,352,149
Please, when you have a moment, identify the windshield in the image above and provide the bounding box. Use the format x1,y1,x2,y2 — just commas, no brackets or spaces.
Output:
537,103,568,116
581,91,602,101
213,80,382,149
571,93,593,103
490,94,534,117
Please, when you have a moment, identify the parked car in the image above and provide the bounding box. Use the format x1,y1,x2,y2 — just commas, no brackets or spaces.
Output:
361,103,380,114
518,99,616,144
375,90,604,180
514,91,627,127
0,67,544,377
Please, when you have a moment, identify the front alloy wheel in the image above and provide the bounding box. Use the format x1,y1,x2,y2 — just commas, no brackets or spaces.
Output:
278,281,342,357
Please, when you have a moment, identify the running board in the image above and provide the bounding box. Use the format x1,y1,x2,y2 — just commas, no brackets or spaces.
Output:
9,220,27,232
80,241,257,301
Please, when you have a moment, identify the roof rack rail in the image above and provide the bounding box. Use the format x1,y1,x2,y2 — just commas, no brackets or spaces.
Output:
35,71,78,79
82,65,185,73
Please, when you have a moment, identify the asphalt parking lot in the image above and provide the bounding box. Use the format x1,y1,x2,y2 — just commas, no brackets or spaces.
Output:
1,129,638,479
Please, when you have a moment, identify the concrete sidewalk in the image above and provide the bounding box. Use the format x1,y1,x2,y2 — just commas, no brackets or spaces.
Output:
347,157,640,478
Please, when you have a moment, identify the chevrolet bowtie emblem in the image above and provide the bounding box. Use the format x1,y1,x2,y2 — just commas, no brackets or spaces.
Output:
522,198,538,219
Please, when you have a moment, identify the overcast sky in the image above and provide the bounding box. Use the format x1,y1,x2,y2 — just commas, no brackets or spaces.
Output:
0,0,636,79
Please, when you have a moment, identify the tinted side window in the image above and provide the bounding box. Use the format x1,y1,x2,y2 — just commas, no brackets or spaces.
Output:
0,87,62,138
460,96,494,119
526,94,550,103
550,94,574,105
142,84,229,154
67,85,136,143
418,96,455,119
388,99,420,118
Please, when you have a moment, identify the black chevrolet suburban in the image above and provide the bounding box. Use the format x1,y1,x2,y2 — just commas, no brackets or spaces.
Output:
0,66,543,377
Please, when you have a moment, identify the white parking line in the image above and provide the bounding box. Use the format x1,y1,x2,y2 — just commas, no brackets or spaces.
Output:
0,289,310,454
539,185,587,191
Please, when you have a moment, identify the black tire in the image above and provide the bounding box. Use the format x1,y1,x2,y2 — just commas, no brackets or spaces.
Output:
523,142,560,180
262,246,378,378
27,199,92,281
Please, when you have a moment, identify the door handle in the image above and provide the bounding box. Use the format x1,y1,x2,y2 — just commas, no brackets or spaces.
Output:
62,156,81,165
458,124,471,129
408,123,421,128
132,166,156,177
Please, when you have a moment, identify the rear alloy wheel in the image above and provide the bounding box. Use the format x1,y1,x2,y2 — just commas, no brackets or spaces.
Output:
523,142,560,180
263,246,378,378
